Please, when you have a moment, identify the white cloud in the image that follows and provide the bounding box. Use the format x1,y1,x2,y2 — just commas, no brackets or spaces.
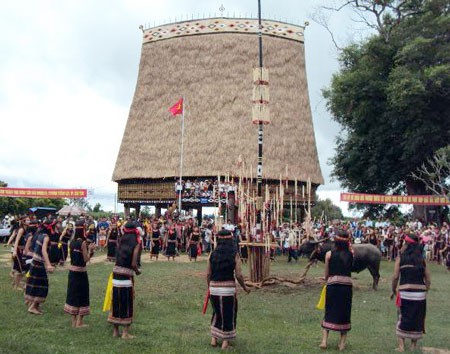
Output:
0,1,366,212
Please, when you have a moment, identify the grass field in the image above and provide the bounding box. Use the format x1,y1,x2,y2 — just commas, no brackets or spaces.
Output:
0,248,449,354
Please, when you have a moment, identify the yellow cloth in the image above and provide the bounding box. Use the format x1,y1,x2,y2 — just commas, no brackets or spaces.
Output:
102,273,113,312
58,242,62,249
25,271,30,278
316,285,326,310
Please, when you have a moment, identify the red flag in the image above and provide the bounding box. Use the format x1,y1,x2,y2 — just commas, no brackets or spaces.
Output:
168,98,183,116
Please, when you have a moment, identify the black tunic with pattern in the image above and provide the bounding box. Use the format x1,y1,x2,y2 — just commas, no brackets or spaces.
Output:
13,227,26,274
48,231,60,265
107,229,119,261
189,232,200,259
396,251,427,339
25,233,50,303
64,237,90,316
166,228,177,257
59,229,72,264
108,232,138,325
151,230,161,255
322,247,353,333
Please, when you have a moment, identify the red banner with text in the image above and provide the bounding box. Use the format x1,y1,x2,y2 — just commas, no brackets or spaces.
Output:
0,188,87,199
340,193,449,206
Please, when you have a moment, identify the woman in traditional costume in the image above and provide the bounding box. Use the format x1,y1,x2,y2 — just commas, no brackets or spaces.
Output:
392,233,431,352
320,230,353,351
107,221,141,339
48,221,61,265
24,220,55,315
64,221,96,327
106,222,119,261
206,230,250,350
86,222,97,246
165,222,177,261
188,226,201,261
23,220,39,277
150,221,161,260
59,222,73,266
12,216,29,290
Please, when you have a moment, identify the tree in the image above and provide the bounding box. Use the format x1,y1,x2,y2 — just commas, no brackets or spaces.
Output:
311,198,344,221
411,145,450,201
323,0,450,217
92,203,103,213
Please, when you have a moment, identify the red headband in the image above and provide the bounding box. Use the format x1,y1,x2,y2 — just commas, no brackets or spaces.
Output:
123,227,140,236
335,235,354,254
405,235,418,244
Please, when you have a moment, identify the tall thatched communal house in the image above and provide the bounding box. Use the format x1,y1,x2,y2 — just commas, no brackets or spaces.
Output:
113,17,323,219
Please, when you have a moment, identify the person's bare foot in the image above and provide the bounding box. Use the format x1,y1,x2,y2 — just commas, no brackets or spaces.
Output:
410,341,417,351
319,343,327,350
121,333,135,339
211,338,218,347
395,347,404,352
338,343,346,351
221,340,230,350
28,307,42,315
76,324,89,328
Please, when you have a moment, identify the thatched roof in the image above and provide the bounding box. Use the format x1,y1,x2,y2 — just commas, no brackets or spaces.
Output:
113,18,323,185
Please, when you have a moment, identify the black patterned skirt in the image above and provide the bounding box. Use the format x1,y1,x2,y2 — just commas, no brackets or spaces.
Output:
210,281,238,340
166,242,176,257
189,243,198,258
48,243,60,264
107,273,134,325
60,242,69,263
151,239,160,255
64,267,90,316
396,290,426,340
13,248,25,274
24,259,48,303
107,240,117,261
322,278,352,333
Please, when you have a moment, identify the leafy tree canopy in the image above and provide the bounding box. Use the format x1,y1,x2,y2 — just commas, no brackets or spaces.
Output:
311,198,344,221
324,0,450,203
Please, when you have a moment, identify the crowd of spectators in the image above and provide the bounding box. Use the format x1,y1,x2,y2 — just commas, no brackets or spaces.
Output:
175,179,236,199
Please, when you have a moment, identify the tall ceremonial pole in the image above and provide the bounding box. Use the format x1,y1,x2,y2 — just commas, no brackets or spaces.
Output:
245,0,271,283
256,0,264,239
178,96,185,214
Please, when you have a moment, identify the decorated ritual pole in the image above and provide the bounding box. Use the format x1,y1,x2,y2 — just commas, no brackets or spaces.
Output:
247,0,272,283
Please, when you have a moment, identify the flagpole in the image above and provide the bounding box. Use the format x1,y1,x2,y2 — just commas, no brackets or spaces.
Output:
178,97,185,215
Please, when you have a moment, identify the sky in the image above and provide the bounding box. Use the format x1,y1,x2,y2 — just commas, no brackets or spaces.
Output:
0,0,373,216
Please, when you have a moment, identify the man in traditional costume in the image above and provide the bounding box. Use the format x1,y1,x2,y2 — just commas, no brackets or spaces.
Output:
206,230,250,350
320,230,353,351
391,233,431,352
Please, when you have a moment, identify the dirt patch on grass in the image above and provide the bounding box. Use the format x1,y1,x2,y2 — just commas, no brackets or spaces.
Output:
258,277,324,294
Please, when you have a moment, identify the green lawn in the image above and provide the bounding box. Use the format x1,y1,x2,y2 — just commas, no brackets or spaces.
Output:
0,248,449,354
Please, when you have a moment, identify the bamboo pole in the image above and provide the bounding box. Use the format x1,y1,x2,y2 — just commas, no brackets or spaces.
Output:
290,196,293,227
294,178,298,224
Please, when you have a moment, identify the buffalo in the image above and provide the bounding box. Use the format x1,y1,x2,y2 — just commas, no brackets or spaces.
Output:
298,239,381,290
